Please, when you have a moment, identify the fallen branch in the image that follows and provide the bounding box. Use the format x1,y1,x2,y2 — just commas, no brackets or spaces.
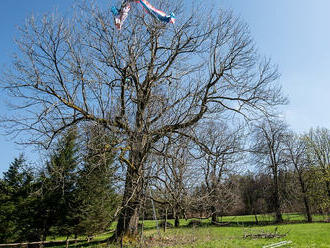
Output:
243,227,288,239
244,233,286,239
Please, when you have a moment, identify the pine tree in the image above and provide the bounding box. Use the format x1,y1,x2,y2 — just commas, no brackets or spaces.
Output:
41,127,80,238
75,125,119,237
0,154,39,243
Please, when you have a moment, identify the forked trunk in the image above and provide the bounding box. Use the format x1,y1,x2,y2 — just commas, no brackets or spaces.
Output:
299,175,312,222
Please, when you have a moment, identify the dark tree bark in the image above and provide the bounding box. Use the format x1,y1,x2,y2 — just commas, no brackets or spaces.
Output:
273,173,283,223
301,185,312,222
114,144,148,238
211,206,217,223
254,212,259,224
115,169,142,238
174,214,180,228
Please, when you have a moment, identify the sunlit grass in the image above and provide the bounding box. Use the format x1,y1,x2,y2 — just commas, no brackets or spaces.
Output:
49,213,330,248
136,222,330,248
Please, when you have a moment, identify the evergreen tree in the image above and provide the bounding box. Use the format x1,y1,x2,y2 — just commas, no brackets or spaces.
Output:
41,127,80,238
75,125,119,237
0,154,40,243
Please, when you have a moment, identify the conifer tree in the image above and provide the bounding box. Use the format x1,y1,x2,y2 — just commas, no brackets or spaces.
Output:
41,127,80,238
75,125,119,237
0,154,39,242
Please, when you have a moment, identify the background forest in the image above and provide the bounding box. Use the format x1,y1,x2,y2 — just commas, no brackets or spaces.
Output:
1,124,329,243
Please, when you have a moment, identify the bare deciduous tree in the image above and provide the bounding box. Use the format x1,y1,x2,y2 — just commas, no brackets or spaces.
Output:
196,121,243,223
1,0,286,238
150,135,193,227
251,118,289,223
284,133,312,222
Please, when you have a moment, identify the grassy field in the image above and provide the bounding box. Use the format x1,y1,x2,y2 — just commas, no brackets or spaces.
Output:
133,223,330,248
137,213,327,228
51,214,330,248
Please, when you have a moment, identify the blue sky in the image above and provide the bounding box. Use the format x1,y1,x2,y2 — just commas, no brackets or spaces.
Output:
1,0,330,173
221,0,330,131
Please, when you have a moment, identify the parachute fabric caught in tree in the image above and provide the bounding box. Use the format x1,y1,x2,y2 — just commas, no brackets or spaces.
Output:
111,0,175,30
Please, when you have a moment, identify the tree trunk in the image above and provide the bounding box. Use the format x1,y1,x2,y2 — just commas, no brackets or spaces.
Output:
174,213,180,228
254,213,259,225
164,208,168,232
112,150,145,241
211,206,217,223
65,236,69,248
298,175,312,222
326,180,330,199
303,194,312,223
274,202,283,223
273,174,283,223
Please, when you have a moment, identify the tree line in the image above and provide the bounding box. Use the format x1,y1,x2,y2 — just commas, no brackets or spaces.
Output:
1,122,329,243
146,121,330,226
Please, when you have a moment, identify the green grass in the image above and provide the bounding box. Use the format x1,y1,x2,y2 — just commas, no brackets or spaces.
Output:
50,214,330,248
133,213,327,230
139,223,330,248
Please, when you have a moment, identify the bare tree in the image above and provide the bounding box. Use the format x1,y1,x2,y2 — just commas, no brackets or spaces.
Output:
284,133,312,222
1,0,286,239
251,118,289,223
195,121,243,223
150,135,194,227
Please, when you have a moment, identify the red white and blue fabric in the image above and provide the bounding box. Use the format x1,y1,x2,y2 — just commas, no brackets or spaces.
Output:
138,0,175,24
111,1,133,30
111,0,175,30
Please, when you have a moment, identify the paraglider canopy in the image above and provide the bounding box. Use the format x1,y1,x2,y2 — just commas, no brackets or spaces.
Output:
111,0,176,30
